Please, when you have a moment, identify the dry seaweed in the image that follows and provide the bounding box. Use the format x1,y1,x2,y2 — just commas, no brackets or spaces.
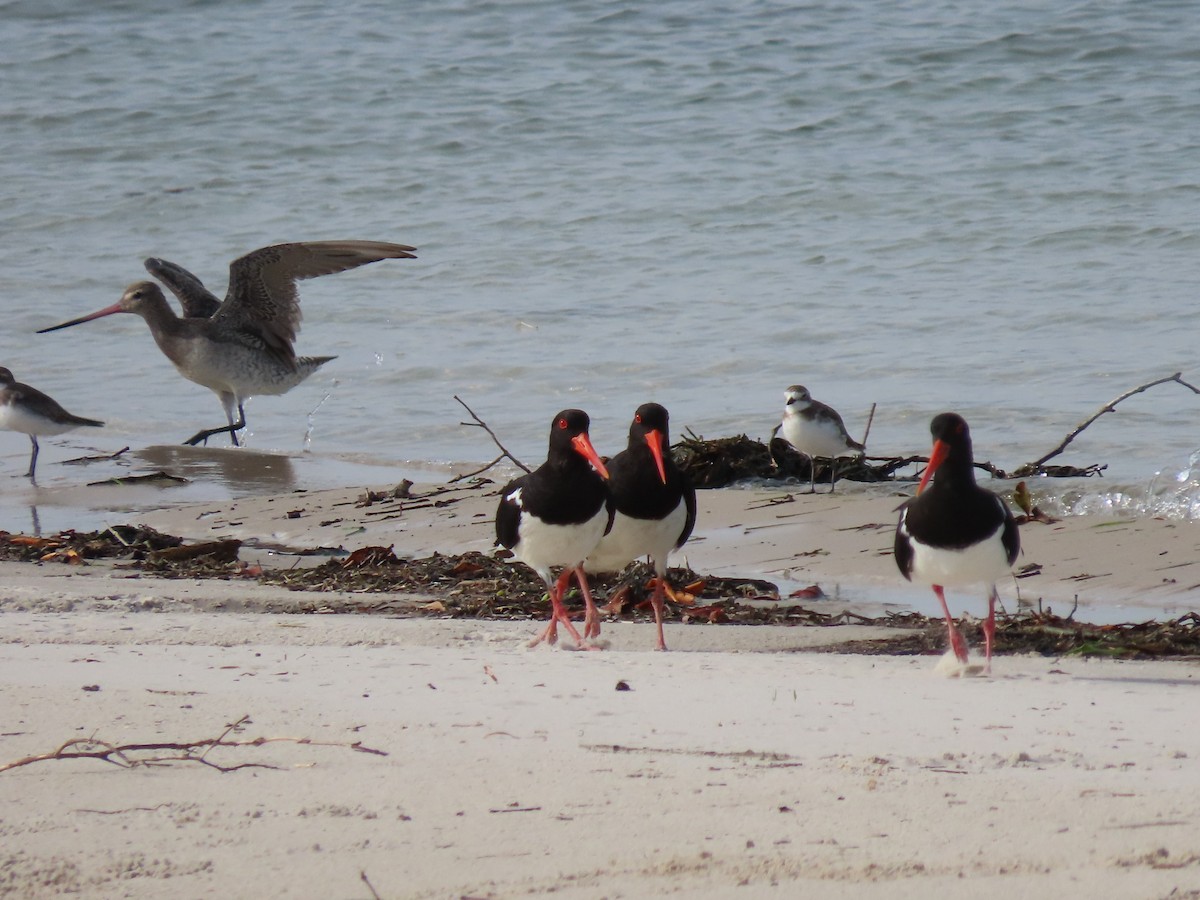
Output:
3,524,1199,659
0,525,183,564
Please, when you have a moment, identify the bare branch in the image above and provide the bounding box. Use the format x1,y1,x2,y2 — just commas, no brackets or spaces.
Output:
860,402,877,448
0,716,388,774
453,395,530,474
1017,373,1200,476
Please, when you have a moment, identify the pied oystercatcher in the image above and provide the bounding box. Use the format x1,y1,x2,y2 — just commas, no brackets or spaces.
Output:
496,409,613,648
585,402,697,651
0,367,103,481
894,412,1020,671
780,385,865,493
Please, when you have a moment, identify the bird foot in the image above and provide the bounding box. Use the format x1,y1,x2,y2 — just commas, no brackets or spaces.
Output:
934,651,987,678
583,609,602,640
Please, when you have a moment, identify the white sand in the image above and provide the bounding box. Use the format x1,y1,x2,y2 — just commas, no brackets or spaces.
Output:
1,480,1199,898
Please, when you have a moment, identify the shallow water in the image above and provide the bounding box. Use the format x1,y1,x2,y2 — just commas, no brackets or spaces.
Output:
3,0,1200,529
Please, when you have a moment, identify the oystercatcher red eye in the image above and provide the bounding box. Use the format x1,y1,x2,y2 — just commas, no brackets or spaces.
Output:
557,418,568,430
635,414,643,424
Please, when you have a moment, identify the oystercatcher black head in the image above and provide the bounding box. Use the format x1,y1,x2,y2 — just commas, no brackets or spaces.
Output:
496,408,613,648
894,412,1020,672
585,402,698,651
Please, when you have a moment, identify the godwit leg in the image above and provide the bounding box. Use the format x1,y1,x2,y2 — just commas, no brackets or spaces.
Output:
26,436,39,480
933,584,969,663
574,566,602,639
185,395,247,447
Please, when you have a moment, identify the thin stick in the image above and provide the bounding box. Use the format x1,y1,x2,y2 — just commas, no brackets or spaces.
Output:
453,395,530,474
1023,373,1200,472
860,402,877,448
361,871,383,900
0,717,388,774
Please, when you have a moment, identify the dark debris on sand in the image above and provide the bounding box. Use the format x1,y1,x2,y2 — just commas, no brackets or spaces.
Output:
2,525,1199,660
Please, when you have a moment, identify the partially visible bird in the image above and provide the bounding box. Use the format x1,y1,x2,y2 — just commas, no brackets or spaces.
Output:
894,412,1020,672
496,409,613,648
779,385,865,493
38,240,417,447
585,402,697,651
0,367,103,481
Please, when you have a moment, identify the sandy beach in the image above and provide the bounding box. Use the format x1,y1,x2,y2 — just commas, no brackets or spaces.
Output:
2,476,1199,898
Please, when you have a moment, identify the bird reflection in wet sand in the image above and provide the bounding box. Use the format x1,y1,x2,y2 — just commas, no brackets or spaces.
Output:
38,240,417,447
136,444,297,495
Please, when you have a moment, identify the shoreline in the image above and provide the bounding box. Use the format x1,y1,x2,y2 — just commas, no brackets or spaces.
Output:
2,478,1199,898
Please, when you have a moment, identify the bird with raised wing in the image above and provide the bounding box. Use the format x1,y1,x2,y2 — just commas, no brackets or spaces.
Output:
38,240,416,446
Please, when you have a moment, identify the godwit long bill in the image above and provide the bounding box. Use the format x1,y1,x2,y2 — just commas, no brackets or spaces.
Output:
38,240,416,446
0,367,103,481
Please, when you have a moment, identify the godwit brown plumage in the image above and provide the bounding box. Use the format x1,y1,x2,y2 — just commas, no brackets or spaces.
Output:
38,240,416,446
584,402,696,650
894,413,1020,672
495,409,613,648
0,367,103,481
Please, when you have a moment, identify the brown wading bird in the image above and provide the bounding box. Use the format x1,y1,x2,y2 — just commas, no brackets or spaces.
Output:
584,402,697,651
38,240,416,446
0,367,103,481
894,412,1020,672
495,409,613,649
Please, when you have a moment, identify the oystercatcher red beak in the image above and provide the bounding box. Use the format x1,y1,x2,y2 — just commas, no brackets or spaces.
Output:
37,302,127,333
643,428,668,484
571,432,610,480
917,438,949,494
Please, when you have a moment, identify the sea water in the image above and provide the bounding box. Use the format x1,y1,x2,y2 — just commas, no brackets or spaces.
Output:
3,0,1200,529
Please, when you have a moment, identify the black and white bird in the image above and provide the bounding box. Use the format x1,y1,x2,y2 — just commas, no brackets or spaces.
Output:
585,403,697,651
496,409,613,648
779,385,865,493
894,413,1020,672
0,367,103,481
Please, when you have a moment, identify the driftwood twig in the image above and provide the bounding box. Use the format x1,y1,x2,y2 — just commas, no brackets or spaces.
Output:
0,715,388,774
1015,373,1200,477
451,395,530,481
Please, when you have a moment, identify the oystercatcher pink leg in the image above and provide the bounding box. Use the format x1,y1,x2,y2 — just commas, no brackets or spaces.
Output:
648,576,669,652
528,568,588,648
983,587,1000,672
933,584,969,663
573,566,603,640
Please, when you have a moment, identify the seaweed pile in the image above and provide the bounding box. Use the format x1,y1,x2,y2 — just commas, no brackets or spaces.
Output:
3,526,1199,659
